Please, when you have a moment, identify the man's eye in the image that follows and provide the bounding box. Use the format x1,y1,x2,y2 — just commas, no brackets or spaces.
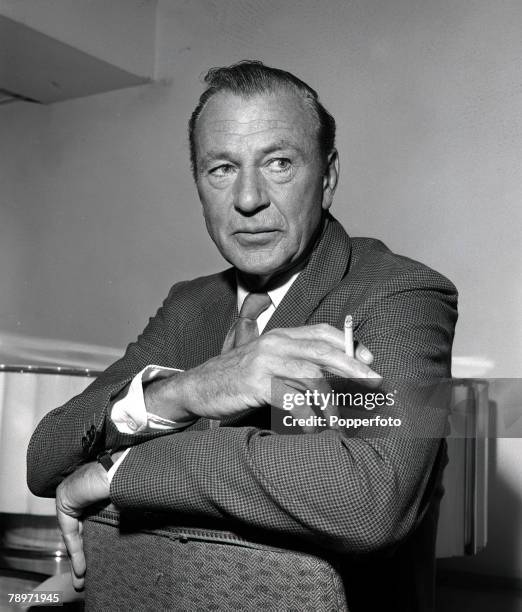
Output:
266,158,292,173
209,164,236,177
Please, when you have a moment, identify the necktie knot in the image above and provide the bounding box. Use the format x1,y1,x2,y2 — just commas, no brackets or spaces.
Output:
238,291,272,321
221,291,272,353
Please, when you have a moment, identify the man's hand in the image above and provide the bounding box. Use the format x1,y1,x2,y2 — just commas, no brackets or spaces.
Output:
55,461,111,591
144,323,380,423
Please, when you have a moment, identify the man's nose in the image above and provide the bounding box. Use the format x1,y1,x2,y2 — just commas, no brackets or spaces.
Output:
233,167,269,213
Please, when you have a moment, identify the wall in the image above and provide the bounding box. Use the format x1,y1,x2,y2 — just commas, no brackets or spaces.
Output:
0,0,520,580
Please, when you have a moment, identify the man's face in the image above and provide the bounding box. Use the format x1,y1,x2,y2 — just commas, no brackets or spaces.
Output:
194,90,337,283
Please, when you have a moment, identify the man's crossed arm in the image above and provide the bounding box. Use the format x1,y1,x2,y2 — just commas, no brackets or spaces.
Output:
54,325,379,589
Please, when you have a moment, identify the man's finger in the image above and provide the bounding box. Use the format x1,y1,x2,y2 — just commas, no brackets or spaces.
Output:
57,509,86,590
355,342,374,365
269,337,381,382
266,324,345,350
262,327,380,381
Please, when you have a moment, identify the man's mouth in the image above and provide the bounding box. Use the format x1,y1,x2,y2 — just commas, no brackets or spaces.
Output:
233,229,280,245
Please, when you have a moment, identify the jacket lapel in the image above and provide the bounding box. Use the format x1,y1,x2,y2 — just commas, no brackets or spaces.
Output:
264,214,352,332
181,269,238,370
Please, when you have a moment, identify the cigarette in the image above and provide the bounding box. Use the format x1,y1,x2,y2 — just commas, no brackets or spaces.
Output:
344,314,354,358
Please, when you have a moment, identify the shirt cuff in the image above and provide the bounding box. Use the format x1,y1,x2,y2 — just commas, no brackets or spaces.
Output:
111,365,193,434
107,448,131,484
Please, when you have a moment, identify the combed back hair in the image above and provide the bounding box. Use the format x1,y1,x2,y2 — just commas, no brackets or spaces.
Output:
188,60,336,179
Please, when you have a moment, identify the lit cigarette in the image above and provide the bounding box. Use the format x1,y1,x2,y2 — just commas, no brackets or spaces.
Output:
344,314,354,358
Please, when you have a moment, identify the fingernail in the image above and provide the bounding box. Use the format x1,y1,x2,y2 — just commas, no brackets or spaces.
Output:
368,371,382,379
360,348,371,361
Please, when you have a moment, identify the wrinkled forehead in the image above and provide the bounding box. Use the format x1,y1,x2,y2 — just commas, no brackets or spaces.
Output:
205,118,294,137
194,90,319,151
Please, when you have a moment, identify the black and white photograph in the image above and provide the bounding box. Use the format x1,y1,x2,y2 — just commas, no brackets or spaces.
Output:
0,1,521,611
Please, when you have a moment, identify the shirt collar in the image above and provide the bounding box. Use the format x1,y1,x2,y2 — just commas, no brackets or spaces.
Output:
236,271,300,311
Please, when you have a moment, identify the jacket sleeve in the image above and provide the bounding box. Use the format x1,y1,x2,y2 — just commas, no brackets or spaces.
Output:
26,282,189,498
109,271,458,554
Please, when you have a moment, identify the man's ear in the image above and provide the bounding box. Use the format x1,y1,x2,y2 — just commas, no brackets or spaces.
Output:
322,149,339,211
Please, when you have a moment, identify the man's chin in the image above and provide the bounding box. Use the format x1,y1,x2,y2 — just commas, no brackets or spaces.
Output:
224,243,280,270
235,263,283,279
231,255,287,282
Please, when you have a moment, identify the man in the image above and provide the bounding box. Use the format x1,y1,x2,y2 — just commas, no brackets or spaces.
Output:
27,61,457,611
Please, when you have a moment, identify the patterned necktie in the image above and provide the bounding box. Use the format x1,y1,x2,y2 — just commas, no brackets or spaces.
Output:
221,291,272,353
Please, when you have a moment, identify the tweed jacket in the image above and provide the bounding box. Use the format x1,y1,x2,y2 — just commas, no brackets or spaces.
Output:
27,214,457,610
